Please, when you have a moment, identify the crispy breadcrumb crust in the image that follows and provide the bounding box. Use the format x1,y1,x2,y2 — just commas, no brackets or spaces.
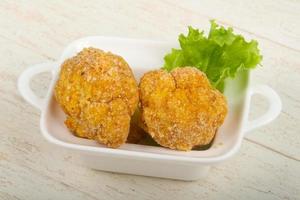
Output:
139,67,228,151
55,47,139,148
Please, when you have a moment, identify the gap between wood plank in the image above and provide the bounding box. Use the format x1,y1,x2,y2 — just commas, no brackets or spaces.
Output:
217,19,300,53
245,138,300,162
0,33,55,61
163,0,300,53
8,161,101,200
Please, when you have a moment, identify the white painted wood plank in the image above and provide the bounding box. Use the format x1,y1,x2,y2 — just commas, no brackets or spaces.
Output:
0,1,299,199
171,0,300,51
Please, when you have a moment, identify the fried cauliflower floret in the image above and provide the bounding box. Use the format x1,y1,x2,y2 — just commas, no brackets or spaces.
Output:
55,47,139,148
139,67,228,151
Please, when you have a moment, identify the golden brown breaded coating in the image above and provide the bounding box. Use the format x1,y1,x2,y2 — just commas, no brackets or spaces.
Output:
55,47,139,148
139,67,228,151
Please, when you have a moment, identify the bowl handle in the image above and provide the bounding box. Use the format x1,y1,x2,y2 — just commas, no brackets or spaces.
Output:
18,62,56,111
244,84,282,134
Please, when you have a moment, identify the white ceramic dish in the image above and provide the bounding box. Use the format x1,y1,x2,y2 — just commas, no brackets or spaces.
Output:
18,36,282,181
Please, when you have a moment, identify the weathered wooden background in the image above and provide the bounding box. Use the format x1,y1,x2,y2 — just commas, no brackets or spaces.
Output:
0,0,299,199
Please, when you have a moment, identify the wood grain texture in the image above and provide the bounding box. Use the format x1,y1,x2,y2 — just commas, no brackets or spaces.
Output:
0,0,299,199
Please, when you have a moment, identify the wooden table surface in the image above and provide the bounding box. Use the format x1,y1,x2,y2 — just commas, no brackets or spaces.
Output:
0,0,299,199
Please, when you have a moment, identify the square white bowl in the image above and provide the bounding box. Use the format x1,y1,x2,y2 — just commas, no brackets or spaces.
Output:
18,36,281,180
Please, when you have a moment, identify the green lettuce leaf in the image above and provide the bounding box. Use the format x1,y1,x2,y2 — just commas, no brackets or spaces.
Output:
163,20,262,92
